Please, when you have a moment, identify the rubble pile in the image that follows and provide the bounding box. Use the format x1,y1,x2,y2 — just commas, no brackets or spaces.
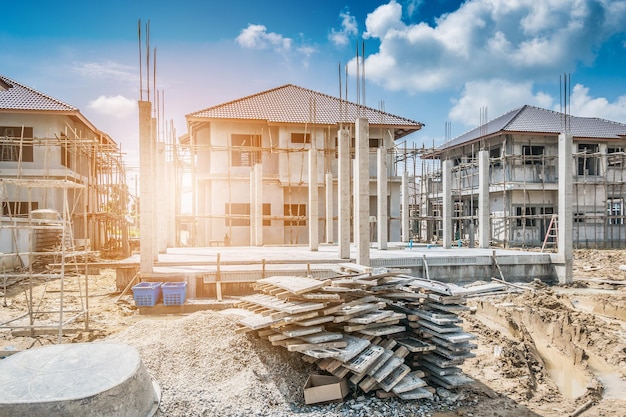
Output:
236,264,477,399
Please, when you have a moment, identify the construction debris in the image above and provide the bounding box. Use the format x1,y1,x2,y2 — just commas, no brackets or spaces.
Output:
236,266,477,399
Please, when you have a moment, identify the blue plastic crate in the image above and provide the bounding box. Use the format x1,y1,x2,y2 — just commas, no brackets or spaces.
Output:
132,282,163,307
162,282,187,306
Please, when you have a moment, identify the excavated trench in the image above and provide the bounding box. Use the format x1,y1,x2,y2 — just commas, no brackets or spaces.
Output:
467,290,626,402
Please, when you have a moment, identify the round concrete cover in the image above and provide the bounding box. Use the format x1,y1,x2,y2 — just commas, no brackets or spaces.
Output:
0,342,159,417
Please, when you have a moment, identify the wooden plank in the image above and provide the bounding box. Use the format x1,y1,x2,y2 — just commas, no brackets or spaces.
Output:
257,276,328,295
293,315,335,327
378,363,411,392
420,361,462,376
359,325,405,337
300,331,343,344
372,356,403,383
395,337,436,353
417,320,462,334
343,345,385,373
344,319,400,333
285,339,347,352
420,328,477,343
237,314,278,330
392,371,427,394
281,325,323,337
347,310,395,324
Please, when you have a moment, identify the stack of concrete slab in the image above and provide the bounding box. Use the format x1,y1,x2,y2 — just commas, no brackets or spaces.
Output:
236,267,475,398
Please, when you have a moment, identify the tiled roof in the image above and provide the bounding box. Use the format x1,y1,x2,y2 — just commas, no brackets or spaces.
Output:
187,84,423,137
439,105,626,151
0,74,77,112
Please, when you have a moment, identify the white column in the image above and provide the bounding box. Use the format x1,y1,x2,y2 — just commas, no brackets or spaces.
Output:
309,149,319,251
156,141,167,253
401,171,409,243
325,173,333,244
354,118,370,266
338,129,350,259
249,168,255,246
478,150,490,248
554,133,573,284
443,159,452,249
254,163,263,246
377,148,388,249
138,100,154,274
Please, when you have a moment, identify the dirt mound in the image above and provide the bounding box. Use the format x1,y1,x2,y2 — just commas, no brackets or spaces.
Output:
106,310,315,416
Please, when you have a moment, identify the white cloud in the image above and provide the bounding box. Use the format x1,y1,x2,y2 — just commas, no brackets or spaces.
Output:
405,0,424,17
236,24,292,52
449,80,553,126
329,10,358,47
357,0,626,92
88,95,136,118
569,84,626,123
364,1,404,39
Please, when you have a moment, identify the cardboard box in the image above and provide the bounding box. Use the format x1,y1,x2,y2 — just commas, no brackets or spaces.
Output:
303,374,350,405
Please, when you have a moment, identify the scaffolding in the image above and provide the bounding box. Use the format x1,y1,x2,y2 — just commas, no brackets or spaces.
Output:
0,124,129,339
413,142,626,249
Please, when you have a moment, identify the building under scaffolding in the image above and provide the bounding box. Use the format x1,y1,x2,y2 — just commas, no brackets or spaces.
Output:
177,84,423,249
0,74,129,337
415,105,626,249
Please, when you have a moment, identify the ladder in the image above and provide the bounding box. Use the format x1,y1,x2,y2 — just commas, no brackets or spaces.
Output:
541,214,558,252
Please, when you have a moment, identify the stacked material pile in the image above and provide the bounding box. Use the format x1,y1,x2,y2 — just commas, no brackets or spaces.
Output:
235,264,476,399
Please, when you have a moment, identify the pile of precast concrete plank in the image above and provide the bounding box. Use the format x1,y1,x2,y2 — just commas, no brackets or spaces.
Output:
235,264,476,399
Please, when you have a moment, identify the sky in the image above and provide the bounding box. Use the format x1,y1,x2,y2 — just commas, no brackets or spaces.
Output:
2,0,626,171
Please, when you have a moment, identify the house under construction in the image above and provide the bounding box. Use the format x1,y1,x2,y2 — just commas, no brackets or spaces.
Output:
179,84,423,249
0,74,129,336
414,105,626,249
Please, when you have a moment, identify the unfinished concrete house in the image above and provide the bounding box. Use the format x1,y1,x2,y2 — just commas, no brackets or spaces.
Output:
418,105,626,248
181,84,423,248
0,74,129,263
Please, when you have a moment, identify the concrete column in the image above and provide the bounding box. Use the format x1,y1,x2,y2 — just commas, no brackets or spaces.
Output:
478,150,490,248
338,129,350,259
354,118,370,266
151,117,159,258
552,133,573,284
254,163,263,246
309,149,319,251
249,168,255,246
401,171,409,243
325,173,333,244
377,148,388,249
138,100,154,275
156,141,167,253
442,159,452,249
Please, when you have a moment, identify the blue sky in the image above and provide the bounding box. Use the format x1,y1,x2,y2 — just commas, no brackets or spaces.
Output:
2,0,626,167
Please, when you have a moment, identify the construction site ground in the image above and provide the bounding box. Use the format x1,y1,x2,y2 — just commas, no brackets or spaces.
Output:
1,249,625,417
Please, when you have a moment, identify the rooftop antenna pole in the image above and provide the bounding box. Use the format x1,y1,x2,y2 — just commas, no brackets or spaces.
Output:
338,61,343,129
361,41,366,109
153,47,157,113
138,19,143,101
146,20,150,102
355,41,360,109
